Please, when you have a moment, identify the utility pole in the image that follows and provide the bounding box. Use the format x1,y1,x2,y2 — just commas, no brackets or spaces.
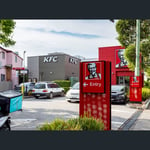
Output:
135,19,140,77
22,50,26,99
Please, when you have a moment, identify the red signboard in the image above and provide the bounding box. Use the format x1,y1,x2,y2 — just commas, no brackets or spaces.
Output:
130,87,142,102
12,67,25,70
130,76,142,87
82,61,105,93
129,76,142,102
115,49,128,68
80,61,111,130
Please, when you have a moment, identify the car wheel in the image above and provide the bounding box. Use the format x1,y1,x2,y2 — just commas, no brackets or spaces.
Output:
60,91,65,97
35,96,39,99
0,121,11,131
49,92,53,99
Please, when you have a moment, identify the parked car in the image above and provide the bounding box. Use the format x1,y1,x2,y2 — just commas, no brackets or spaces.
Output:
14,82,35,96
66,82,79,102
111,85,128,104
32,81,65,99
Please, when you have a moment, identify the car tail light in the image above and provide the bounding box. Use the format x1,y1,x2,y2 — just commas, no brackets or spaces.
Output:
43,89,48,92
32,90,35,92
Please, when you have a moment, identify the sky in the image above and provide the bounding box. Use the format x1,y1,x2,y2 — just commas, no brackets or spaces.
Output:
7,19,120,65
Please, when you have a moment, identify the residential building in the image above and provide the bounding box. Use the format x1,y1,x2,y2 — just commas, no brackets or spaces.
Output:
0,46,23,91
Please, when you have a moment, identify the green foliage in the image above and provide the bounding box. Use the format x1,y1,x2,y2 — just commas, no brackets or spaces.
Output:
63,87,70,93
54,80,71,87
116,19,150,75
54,80,71,93
116,20,150,48
0,20,16,47
144,81,150,88
39,116,105,131
142,87,150,101
124,44,136,71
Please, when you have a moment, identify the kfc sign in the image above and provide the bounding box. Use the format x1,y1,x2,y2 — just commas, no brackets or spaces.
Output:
115,49,128,68
80,61,111,130
69,57,78,64
43,56,58,63
82,61,105,93
130,76,142,87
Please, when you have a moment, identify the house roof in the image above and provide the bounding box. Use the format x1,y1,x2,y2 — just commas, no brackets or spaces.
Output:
0,46,23,60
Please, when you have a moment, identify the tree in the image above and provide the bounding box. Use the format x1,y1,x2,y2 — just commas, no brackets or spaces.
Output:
0,20,16,47
116,19,150,75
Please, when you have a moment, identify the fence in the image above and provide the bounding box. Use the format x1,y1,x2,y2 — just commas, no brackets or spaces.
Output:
0,81,13,92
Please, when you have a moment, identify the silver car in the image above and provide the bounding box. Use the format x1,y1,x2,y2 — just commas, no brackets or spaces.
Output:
66,82,79,102
32,82,65,99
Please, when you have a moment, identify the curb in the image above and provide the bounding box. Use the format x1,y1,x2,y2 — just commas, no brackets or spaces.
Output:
127,99,150,110
145,99,150,109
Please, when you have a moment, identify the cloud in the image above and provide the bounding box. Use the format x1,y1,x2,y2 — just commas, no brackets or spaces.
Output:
8,19,120,66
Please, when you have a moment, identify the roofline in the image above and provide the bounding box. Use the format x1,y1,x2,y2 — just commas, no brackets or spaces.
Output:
0,46,23,60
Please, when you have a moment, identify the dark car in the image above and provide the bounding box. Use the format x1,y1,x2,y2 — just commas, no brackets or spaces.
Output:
111,85,128,104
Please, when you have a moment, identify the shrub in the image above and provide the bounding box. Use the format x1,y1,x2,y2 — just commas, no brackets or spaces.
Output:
39,116,105,131
144,81,150,89
54,80,71,87
142,87,150,101
54,80,71,93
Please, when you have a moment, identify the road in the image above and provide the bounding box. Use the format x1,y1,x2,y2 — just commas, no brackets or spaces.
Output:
10,96,137,130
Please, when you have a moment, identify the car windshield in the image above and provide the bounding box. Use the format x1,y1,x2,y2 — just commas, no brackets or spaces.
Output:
111,85,124,92
72,82,79,89
34,84,46,89
30,83,35,86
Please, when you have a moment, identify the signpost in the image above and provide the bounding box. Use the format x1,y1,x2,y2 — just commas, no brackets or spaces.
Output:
129,76,142,102
80,60,111,130
129,20,142,103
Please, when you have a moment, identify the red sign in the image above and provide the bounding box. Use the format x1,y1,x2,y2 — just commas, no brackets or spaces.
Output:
12,67,25,70
115,49,128,68
130,76,142,87
130,87,142,102
82,61,105,93
129,76,142,102
80,61,111,130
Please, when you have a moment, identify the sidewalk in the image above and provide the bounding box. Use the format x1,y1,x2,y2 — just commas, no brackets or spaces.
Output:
129,109,150,130
127,99,150,130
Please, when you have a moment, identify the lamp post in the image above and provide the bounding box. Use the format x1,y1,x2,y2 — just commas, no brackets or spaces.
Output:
22,51,26,99
135,19,140,77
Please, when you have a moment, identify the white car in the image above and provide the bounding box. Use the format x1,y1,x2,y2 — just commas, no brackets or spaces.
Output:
66,82,79,102
32,82,65,99
14,82,35,95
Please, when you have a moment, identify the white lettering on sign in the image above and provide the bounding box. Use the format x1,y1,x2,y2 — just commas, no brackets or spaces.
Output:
90,82,101,87
43,56,58,63
83,82,88,87
69,58,77,64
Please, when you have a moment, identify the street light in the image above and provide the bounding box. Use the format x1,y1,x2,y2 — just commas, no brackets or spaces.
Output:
22,51,26,99
135,20,140,77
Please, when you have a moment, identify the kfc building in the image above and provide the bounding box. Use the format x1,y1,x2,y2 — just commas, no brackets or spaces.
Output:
27,52,80,82
99,46,135,85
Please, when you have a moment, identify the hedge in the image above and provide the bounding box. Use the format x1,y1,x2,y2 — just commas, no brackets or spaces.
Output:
53,80,71,93
142,87,150,101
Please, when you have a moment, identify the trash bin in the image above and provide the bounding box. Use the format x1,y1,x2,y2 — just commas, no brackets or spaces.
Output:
0,90,22,115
